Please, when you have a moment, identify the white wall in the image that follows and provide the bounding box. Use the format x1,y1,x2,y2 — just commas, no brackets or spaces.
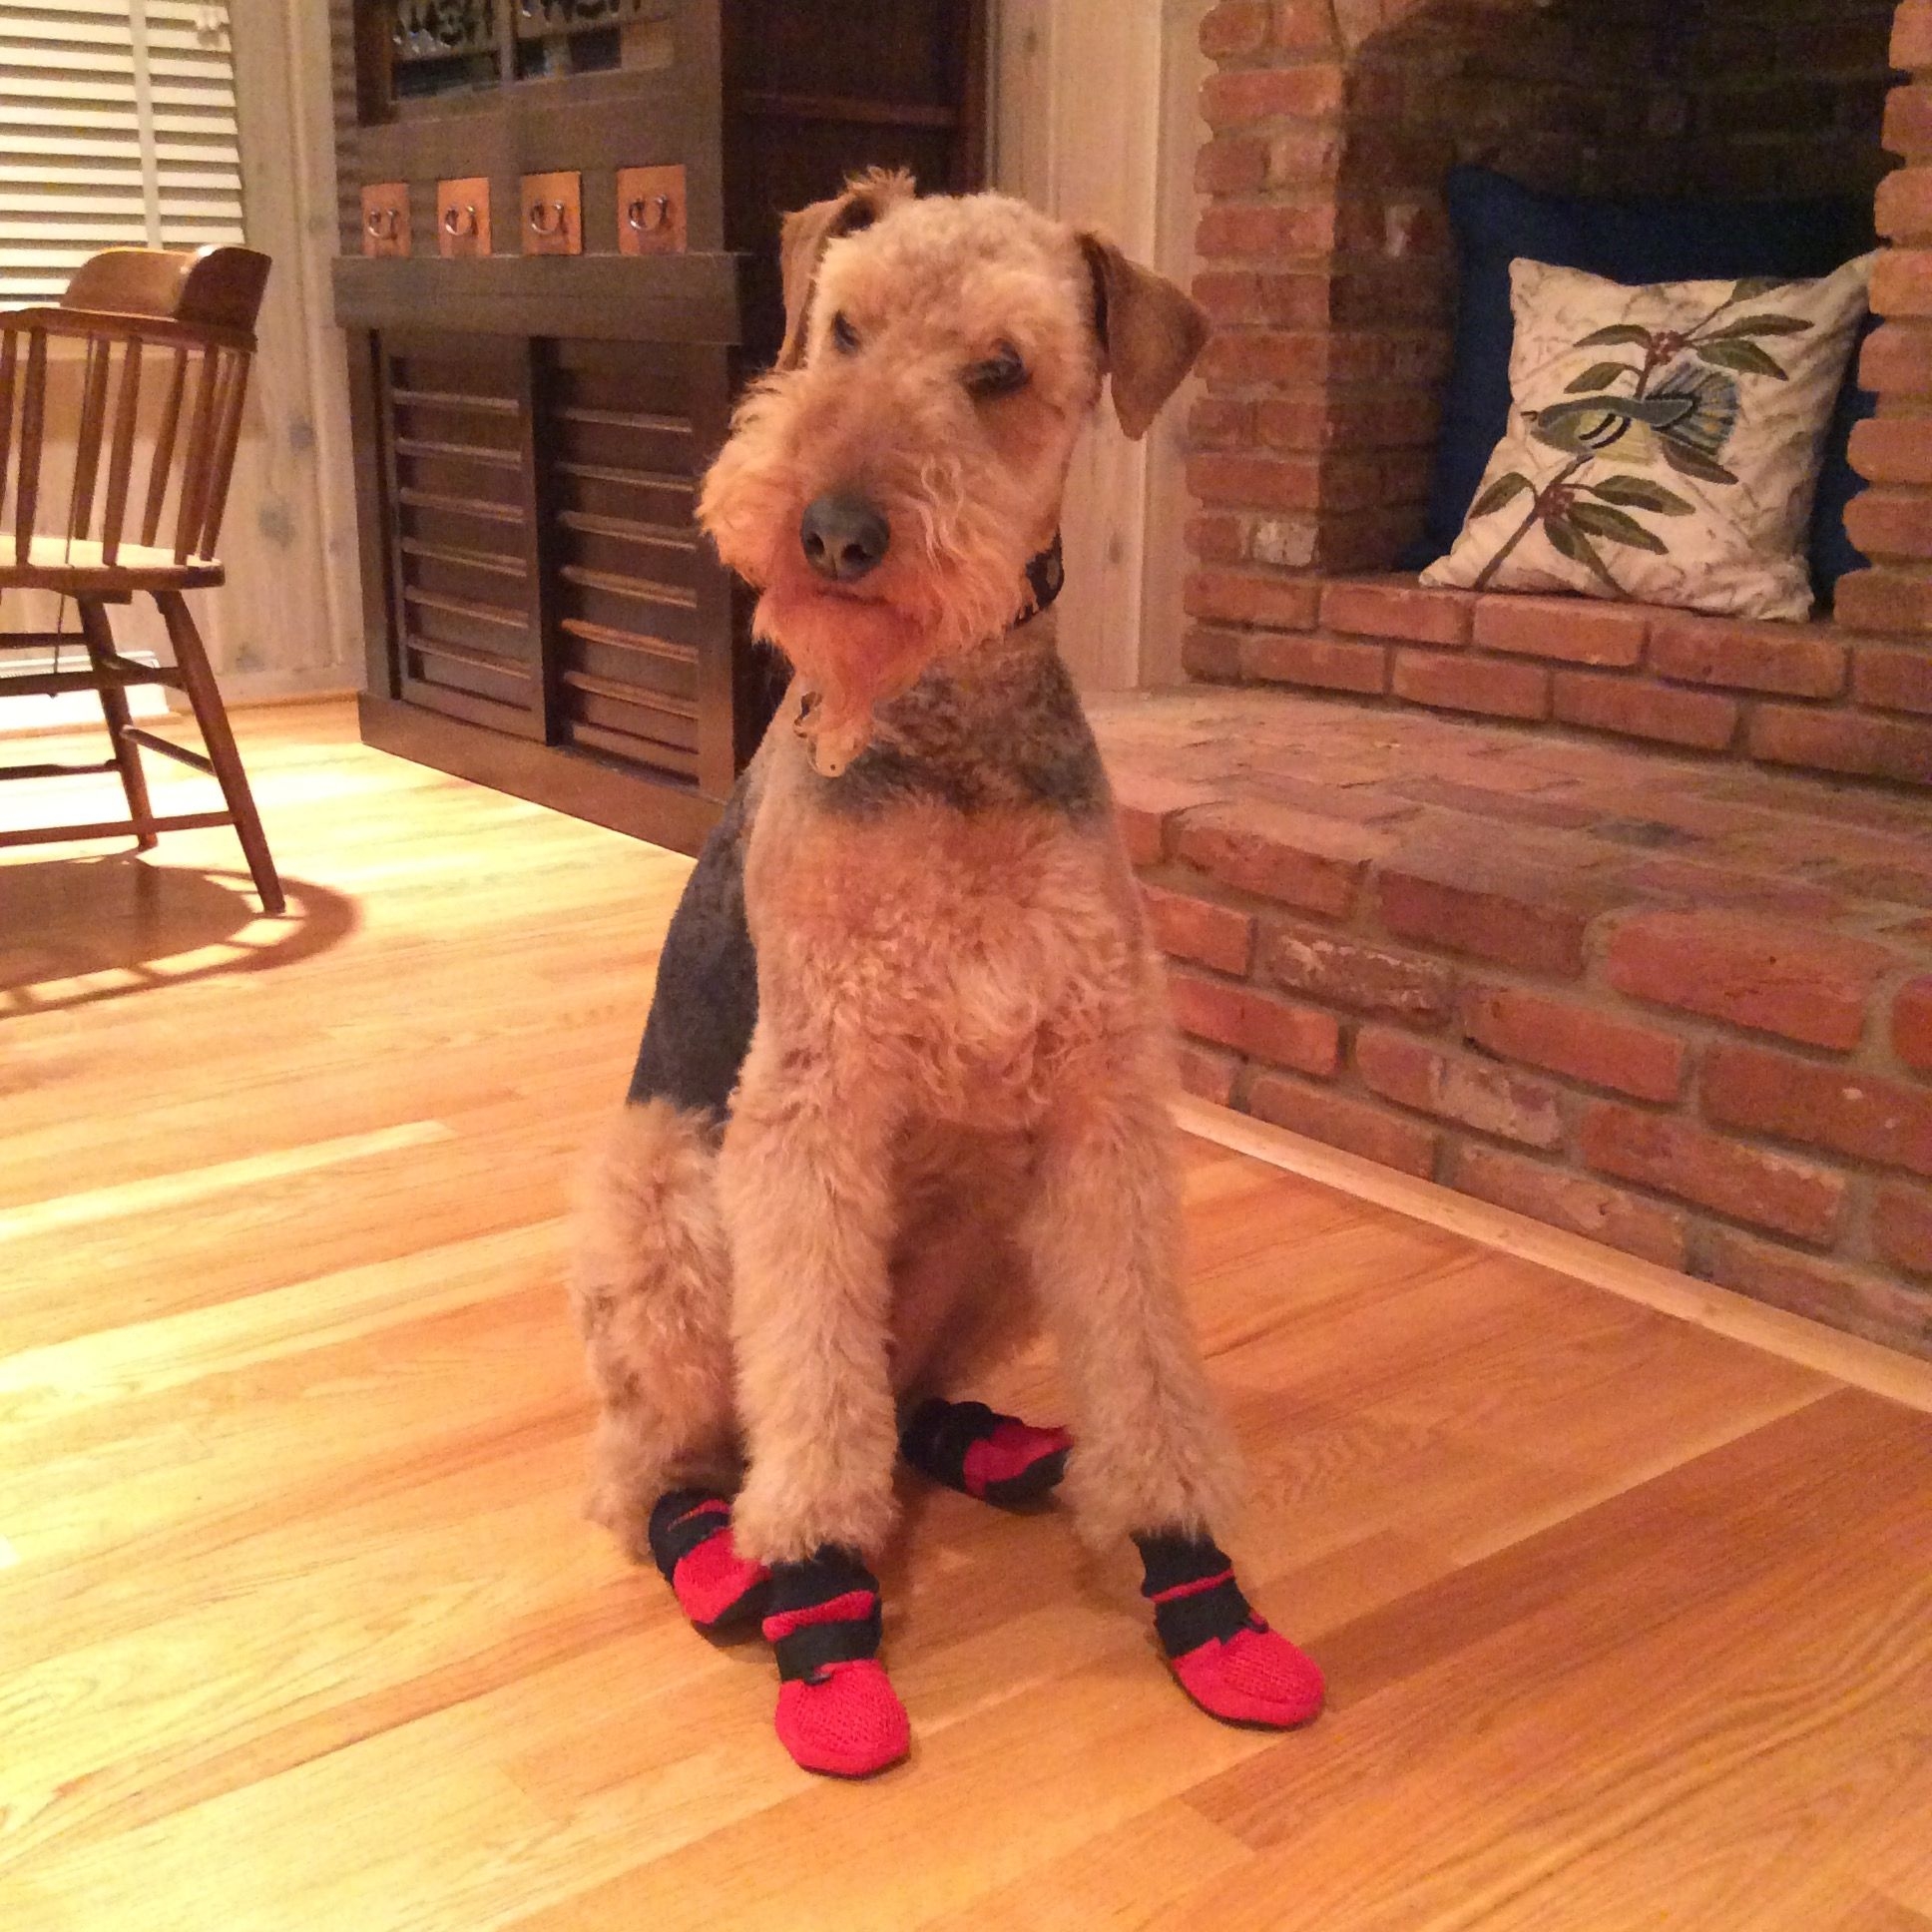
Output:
0,2,362,705
992,0,1208,689
215,0,363,701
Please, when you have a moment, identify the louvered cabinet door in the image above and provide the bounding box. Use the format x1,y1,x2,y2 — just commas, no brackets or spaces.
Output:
377,333,544,739
538,338,738,797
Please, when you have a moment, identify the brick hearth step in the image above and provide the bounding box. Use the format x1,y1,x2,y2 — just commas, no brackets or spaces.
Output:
1087,687,1932,1359
1182,578,1932,787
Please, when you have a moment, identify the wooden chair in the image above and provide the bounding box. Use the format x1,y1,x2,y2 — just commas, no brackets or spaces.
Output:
0,244,283,914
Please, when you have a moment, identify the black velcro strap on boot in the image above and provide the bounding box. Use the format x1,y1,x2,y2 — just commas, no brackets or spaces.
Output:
1134,1530,1255,1658
899,1397,998,1489
646,1487,732,1584
770,1604,886,1683
764,1545,884,1685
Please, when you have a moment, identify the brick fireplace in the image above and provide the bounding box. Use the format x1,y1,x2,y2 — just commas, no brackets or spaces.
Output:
1093,0,1932,1356
1183,0,1930,777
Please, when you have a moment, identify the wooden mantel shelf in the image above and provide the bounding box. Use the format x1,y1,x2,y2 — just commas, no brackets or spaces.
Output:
330,252,743,343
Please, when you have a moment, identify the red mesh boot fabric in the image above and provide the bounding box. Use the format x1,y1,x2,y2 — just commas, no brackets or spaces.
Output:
761,1553,909,1777
646,1489,770,1632
1136,1530,1324,1729
900,1397,1072,1505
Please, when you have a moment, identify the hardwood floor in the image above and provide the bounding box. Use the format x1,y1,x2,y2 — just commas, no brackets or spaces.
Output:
2,700,1929,1932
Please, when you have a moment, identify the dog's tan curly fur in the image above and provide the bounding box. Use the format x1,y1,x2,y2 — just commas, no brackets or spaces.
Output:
570,179,1232,1568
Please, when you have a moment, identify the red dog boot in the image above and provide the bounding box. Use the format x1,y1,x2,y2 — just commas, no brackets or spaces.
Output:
761,1547,910,1778
646,1488,770,1632
900,1396,1072,1507
1134,1531,1324,1729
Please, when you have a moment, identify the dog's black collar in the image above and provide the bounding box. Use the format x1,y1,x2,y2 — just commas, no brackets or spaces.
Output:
1015,531,1064,627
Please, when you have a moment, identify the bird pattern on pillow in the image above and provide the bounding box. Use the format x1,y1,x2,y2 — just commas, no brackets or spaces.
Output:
1423,253,1875,621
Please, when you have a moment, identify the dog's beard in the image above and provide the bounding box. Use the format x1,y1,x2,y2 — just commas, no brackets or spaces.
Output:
751,584,931,776
751,562,1028,777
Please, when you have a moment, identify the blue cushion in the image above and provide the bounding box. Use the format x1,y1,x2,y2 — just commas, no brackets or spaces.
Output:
1810,312,1879,600
1404,168,1877,604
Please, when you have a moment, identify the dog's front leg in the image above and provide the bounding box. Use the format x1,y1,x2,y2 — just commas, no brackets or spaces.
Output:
1021,1058,1237,1546
721,1037,900,1565
1023,1047,1324,1731
718,1033,910,1775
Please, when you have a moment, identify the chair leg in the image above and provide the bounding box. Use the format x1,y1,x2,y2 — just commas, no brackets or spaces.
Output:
77,597,157,851
154,589,285,916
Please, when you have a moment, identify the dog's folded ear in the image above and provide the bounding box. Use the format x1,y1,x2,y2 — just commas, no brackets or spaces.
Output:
1078,232,1209,440
775,168,917,371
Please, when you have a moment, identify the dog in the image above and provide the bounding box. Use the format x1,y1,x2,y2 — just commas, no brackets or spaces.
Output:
571,171,1323,1777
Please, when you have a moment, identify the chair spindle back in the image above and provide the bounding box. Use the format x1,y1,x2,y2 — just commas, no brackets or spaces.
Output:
0,245,269,574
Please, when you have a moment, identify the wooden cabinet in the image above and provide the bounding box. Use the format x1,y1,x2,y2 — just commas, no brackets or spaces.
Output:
331,0,986,854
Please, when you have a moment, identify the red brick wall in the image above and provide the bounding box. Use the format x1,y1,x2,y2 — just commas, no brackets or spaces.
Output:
1123,767,1932,1357
1186,0,1923,783
1681,2,1896,201
1160,1,1930,1354
1851,1,1932,639
1192,0,1892,582
1184,581,1932,782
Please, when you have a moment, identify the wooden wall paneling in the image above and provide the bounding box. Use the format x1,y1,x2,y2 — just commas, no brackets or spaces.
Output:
517,337,561,742
719,0,985,363
493,0,517,89
373,329,412,709
542,338,707,789
345,112,512,258
330,0,987,848
674,0,728,253
333,253,741,346
347,0,388,127
960,0,991,187
356,686,719,852
383,331,542,739
496,53,724,256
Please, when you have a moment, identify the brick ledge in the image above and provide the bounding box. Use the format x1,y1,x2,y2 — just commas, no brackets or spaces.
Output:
1174,1093,1932,1410
1094,686,1932,1360
1181,574,1932,789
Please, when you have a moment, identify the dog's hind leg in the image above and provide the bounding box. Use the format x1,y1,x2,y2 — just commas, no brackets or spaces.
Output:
887,1134,1070,1506
1021,1048,1323,1731
571,1100,768,1629
899,1398,1071,1507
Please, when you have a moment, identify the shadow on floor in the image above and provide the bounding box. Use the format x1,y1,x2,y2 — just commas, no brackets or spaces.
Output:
0,855,358,1015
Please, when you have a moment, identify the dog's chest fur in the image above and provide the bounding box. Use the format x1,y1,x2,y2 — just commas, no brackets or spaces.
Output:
745,637,1149,1128
626,629,1158,1133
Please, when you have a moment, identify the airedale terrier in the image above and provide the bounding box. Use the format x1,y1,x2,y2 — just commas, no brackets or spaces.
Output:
572,171,1323,1777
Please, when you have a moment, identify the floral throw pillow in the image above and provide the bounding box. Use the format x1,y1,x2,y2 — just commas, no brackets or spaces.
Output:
1421,252,1875,621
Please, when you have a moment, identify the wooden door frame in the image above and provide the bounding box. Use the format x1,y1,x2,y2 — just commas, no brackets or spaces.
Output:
991,0,1208,691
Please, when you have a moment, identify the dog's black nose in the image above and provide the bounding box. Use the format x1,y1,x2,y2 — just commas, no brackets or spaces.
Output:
799,493,890,583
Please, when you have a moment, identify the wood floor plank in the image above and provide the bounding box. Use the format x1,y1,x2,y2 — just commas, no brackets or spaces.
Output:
3,701,1927,1932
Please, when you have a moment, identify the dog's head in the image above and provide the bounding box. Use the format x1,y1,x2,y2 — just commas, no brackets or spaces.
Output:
698,173,1207,772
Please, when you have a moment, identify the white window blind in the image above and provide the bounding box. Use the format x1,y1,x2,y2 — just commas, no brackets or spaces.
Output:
0,0,243,306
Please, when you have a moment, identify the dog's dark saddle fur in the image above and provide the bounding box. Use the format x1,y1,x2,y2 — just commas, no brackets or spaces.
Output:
626,773,761,1124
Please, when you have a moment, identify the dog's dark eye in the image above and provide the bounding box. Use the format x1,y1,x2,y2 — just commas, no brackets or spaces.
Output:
966,341,1027,397
829,311,860,353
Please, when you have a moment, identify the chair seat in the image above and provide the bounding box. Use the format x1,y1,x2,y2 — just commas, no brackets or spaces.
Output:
0,535,224,594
